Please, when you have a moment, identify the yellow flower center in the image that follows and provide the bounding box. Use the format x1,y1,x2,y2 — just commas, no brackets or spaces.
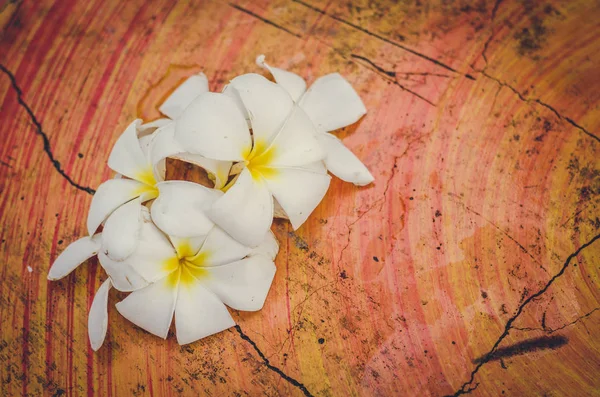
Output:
164,240,210,288
243,139,278,181
134,166,159,199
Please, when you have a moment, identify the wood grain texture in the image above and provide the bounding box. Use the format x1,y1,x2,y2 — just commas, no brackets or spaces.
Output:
1,0,599,396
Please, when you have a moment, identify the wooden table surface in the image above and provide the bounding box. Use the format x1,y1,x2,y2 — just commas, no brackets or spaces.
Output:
1,0,599,396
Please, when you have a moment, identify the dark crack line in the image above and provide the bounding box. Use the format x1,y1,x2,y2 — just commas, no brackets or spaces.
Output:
229,3,302,38
474,0,598,146
446,232,600,396
473,0,503,71
514,307,600,334
400,71,452,78
474,2,598,145
490,0,504,20
0,64,96,195
234,325,315,397
293,0,475,80
481,70,599,143
351,54,396,78
479,31,495,67
549,307,599,333
351,54,436,106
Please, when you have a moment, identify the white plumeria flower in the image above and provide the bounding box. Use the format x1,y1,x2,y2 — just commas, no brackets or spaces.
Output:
115,221,279,345
256,55,374,186
175,74,331,247
89,109,231,261
49,181,278,348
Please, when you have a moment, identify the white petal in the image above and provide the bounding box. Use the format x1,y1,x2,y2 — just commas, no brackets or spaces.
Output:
88,278,112,351
151,181,222,237
263,166,331,230
138,134,155,166
266,106,325,168
317,132,374,186
98,251,148,292
175,92,250,162
298,161,327,173
139,119,171,149
175,281,235,345
204,255,276,311
149,123,179,178
101,198,143,261
149,124,232,189
139,118,171,134
159,73,210,119
47,235,102,280
107,119,152,181
87,179,145,235
250,230,279,260
208,168,273,247
222,83,250,127
122,212,177,283
228,73,294,145
256,55,306,102
299,73,367,131
116,274,177,339
196,226,251,267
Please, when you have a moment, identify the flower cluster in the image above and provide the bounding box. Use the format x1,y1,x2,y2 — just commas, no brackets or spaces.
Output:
48,55,373,349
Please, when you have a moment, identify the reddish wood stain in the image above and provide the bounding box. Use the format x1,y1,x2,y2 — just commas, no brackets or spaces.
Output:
1,0,599,396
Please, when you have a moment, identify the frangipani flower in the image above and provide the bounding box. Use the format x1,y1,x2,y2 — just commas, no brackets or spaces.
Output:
256,55,374,186
115,222,278,345
50,185,278,348
89,111,231,261
48,60,373,352
175,74,331,247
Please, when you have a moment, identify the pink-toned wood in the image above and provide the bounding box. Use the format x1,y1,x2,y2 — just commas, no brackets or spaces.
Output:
1,0,599,396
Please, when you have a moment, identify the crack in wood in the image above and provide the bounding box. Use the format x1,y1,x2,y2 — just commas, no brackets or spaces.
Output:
293,0,476,80
479,70,599,143
233,325,315,397
229,3,302,38
0,63,96,195
476,0,505,67
445,232,600,396
514,307,600,334
491,0,504,20
350,54,437,106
